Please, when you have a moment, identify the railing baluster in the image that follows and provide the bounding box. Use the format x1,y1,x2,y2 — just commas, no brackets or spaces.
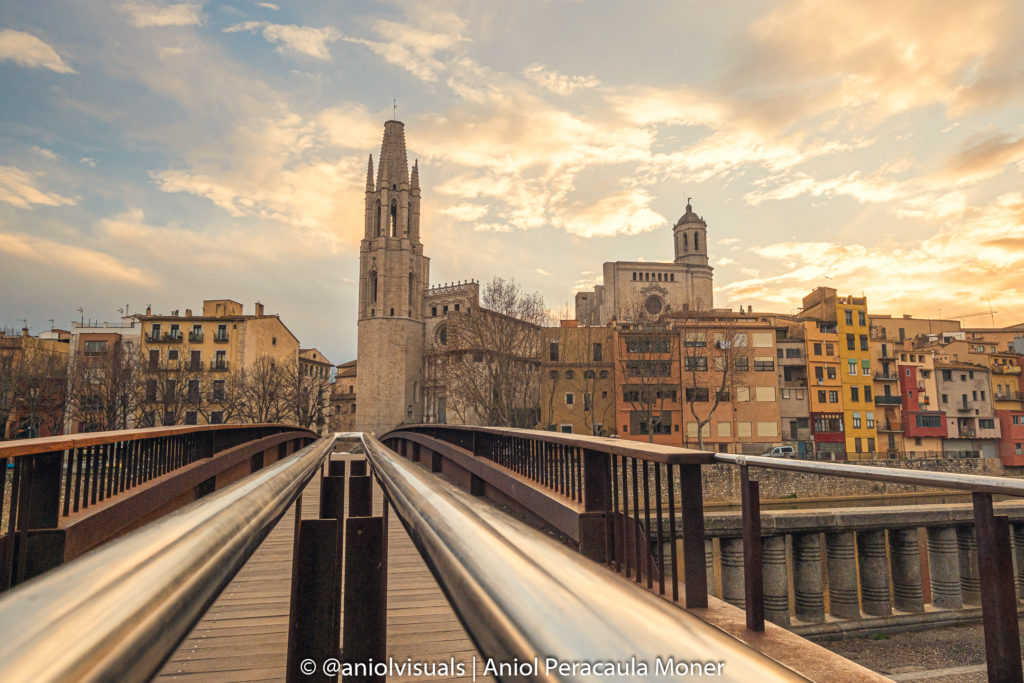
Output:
62,449,74,518
610,453,620,571
667,463,679,602
642,459,652,589
654,462,665,595
631,457,641,584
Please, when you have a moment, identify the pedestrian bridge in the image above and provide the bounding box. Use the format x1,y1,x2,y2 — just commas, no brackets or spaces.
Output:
0,425,1021,681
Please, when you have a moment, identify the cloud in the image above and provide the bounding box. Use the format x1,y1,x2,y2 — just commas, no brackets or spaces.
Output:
552,189,665,238
441,203,489,222
0,231,150,286
536,268,552,277
0,166,77,209
30,146,57,160
79,157,97,167
119,1,204,28
522,64,600,95
256,2,279,9
342,9,467,82
721,192,1024,320
224,21,339,60
0,29,76,74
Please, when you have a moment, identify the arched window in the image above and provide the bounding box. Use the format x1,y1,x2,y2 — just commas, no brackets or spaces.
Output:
375,200,382,236
599,370,609,379
408,272,415,306
390,200,397,237
694,232,700,251
549,370,559,380
584,370,596,379
683,233,688,251
565,370,576,380
369,270,378,303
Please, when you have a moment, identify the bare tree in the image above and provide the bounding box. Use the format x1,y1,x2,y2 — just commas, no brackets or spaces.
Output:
443,277,549,427
679,317,752,449
142,344,204,426
0,343,69,439
617,322,679,442
237,356,293,424
68,339,143,432
289,360,331,431
542,321,613,435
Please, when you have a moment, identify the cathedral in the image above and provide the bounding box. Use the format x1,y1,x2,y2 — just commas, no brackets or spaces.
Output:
355,119,717,435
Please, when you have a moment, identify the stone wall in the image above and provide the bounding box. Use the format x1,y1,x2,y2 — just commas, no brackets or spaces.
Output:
700,457,1011,502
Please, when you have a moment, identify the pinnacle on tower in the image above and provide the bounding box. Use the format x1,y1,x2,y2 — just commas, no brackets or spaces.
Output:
376,120,409,189
411,159,419,190
366,154,374,192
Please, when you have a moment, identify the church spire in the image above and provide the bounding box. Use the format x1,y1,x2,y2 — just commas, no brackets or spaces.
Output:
376,120,409,189
366,154,374,192
411,159,419,190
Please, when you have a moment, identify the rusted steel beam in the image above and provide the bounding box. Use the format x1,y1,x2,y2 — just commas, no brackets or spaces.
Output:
973,491,1023,683
741,466,764,632
680,463,708,609
342,516,386,682
286,519,340,683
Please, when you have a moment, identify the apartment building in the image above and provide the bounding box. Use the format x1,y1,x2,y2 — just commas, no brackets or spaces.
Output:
934,361,1000,458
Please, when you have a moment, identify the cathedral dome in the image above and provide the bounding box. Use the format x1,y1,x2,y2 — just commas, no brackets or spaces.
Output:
675,199,706,226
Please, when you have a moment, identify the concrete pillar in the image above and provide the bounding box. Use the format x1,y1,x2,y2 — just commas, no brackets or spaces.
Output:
857,529,892,616
927,526,963,609
792,532,825,623
957,525,981,604
826,531,860,619
1012,522,1024,601
762,535,790,626
720,537,745,608
890,528,924,612
705,538,717,599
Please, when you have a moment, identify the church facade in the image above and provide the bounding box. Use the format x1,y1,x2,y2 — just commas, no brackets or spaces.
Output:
575,202,714,325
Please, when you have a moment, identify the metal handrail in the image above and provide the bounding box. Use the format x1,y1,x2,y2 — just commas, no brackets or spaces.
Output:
362,433,803,682
0,434,335,682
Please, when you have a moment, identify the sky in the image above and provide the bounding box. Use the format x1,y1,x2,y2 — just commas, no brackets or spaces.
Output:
1,0,1023,364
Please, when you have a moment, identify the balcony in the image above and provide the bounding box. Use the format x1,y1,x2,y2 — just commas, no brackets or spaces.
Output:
996,391,1024,401
145,331,181,343
188,331,204,343
878,349,895,361
878,422,903,433
874,372,898,381
210,360,230,372
992,365,1021,375
213,331,229,343
956,402,972,413
874,395,902,406
959,428,977,439
782,380,807,388
209,391,226,402
186,362,202,372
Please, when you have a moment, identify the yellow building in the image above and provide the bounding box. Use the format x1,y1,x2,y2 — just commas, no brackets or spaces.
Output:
801,318,844,457
800,288,875,458
138,300,299,426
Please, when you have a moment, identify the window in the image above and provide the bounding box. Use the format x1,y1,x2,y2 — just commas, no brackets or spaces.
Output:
599,370,608,379
916,414,942,428
734,357,749,371
785,347,802,358
845,310,853,325
213,379,225,401
548,370,558,380
735,386,750,402
1014,415,1021,425
1017,444,1022,455
828,390,839,403
187,379,199,402
755,386,776,402
858,311,866,326
565,370,576,380
813,342,823,356
782,388,791,399
455,303,460,312
980,418,995,429
168,349,179,361
583,369,595,379
216,324,228,342
815,366,824,380
684,357,708,371
866,411,875,428
560,425,572,433
431,306,437,316
565,393,574,406
184,411,197,425
846,334,855,350
867,437,875,451
84,340,108,356
593,343,602,361
850,386,860,401
861,359,870,374
145,379,157,402
848,360,857,375
166,379,177,396
864,386,872,401
818,390,827,403
757,421,778,437
753,357,774,371
941,393,948,403
825,343,834,356
942,369,952,381
827,367,837,380
859,335,868,351
686,387,710,402
210,411,223,424
752,332,773,348
548,342,559,361
981,391,986,401
737,422,752,437
683,332,706,347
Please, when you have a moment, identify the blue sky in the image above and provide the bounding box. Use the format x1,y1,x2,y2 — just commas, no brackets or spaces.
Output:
2,0,1023,363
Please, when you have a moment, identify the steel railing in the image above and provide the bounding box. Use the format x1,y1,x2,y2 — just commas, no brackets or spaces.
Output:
0,434,334,682
362,432,803,682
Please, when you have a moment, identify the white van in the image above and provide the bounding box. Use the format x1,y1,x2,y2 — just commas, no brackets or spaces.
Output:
764,445,796,458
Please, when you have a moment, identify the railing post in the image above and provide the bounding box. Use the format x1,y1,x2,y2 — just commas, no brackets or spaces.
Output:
972,492,1023,683
679,463,707,608
957,525,981,604
793,532,825,623
762,535,789,626
890,528,924,612
857,529,892,616
826,531,860,619
720,537,745,609
12,451,66,585
579,449,610,563
286,519,340,683
342,515,386,681
739,466,763,631
927,526,963,609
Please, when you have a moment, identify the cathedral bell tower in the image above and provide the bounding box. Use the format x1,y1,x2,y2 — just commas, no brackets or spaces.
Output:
356,120,430,434
672,199,714,310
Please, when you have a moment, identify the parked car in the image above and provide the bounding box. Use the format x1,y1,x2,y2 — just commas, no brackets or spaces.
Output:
764,445,796,458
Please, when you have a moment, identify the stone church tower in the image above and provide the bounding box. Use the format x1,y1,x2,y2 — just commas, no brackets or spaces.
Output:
672,200,714,311
355,120,429,434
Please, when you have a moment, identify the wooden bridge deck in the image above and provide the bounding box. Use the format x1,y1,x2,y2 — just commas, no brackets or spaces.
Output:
156,454,492,682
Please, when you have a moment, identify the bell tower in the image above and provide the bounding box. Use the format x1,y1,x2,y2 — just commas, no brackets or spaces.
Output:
672,199,714,310
356,120,430,434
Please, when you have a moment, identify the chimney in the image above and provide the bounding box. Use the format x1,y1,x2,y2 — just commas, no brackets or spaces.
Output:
21,327,29,337
185,308,192,317
146,306,152,316
255,302,265,317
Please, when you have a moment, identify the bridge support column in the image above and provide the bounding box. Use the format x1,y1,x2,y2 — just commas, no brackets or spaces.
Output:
705,538,717,598
857,529,892,616
927,526,963,609
720,537,745,608
1013,523,1024,601
286,519,340,683
793,532,825,623
957,525,981,604
342,515,387,682
890,528,924,612
826,531,860,619
762,535,790,626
